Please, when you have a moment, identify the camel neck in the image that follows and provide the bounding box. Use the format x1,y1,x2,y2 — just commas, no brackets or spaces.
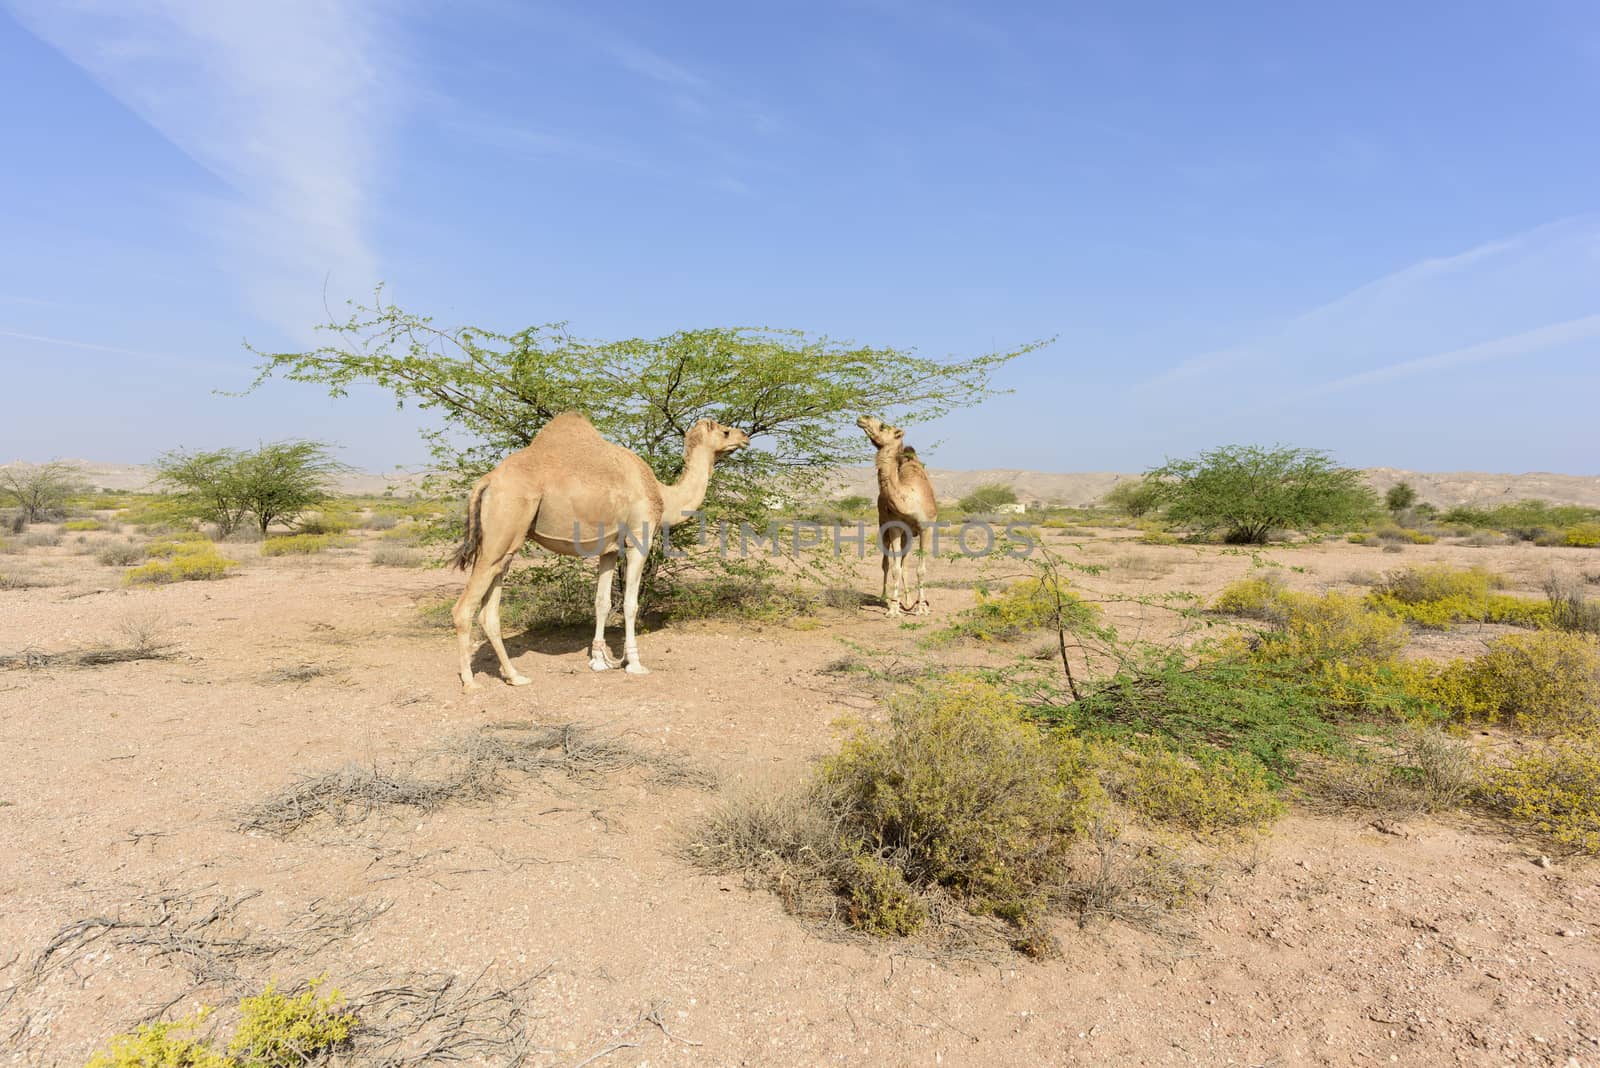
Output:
661,447,716,525
874,445,905,494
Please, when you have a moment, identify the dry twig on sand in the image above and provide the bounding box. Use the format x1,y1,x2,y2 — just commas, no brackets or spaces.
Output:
240,722,712,836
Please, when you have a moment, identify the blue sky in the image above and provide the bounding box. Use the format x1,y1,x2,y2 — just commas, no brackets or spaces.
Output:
2,1,1597,475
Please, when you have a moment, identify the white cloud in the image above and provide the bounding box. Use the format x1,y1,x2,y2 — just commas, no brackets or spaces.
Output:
6,0,399,339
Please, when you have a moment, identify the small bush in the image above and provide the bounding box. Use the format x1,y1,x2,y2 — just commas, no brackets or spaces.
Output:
1211,573,1286,619
85,1011,232,1068
370,545,427,568
124,542,237,585
1475,739,1600,855
1564,523,1600,548
1108,744,1280,831
1544,573,1600,635
936,575,1098,642
1270,590,1410,667
63,518,104,531
296,510,356,535
229,980,355,1066
21,530,61,548
1466,631,1600,735
362,512,399,531
261,533,354,556
84,980,354,1068
1366,565,1550,629
96,542,147,567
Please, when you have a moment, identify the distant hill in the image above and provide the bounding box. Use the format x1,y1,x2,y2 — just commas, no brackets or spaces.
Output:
7,459,1600,510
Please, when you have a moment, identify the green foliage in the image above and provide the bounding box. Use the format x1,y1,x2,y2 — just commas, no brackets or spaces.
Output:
154,442,346,537
247,294,1044,546
1102,479,1163,518
1211,573,1286,618
935,576,1100,643
1145,444,1379,544
124,541,236,585
1440,499,1600,541
260,533,354,556
833,494,873,514
1564,522,1600,548
1475,739,1600,855
1108,743,1282,831
819,677,1103,929
841,855,928,936
63,518,105,531
1365,564,1551,629
1384,481,1418,512
1,461,87,523
957,482,1018,513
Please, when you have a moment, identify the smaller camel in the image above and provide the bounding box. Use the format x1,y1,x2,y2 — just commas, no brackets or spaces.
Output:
450,412,749,690
856,415,938,616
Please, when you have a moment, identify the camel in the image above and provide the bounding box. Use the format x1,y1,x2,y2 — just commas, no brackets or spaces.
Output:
450,412,749,690
856,415,938,616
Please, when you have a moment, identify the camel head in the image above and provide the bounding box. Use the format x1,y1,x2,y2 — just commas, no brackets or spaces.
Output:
685,418,751,460
855,415,904,450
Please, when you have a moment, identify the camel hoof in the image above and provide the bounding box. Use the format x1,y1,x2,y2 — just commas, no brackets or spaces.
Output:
886,605,903,618
589,656,613,672
911,601,930,616
505,673,532,687
625,662,651,675
461,678,482,693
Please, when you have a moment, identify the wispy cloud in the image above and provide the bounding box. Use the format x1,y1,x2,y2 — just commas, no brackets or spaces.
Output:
1143,214,1600,394
0,327,217,372
6,0,401,339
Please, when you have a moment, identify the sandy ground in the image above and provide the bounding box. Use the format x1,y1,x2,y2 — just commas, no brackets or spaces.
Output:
2,525,1599,1066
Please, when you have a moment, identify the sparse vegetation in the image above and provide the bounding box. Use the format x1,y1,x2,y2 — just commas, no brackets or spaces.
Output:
261,533,355,556
124,540,237,584
1384,481,1418,512
155,441,349,536
1366,564,1550,629
957,482,1018,513
85,981,356,1068
1475,738,1600,855
1103,479,1162,518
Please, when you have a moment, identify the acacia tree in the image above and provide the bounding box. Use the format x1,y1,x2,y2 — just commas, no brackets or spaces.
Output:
1385,481,1418,513
1147,444,1377,544
958,482,1018,513
153,447,251,535
245,294,1044,545
152,442,345,535
0,461,86,523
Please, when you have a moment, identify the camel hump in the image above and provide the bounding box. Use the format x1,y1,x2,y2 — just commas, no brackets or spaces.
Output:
530,411,606,447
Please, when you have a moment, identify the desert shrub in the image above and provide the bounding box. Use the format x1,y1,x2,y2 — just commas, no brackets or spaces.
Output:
20,530,61,548
1107,743,1280,831
85,1011,232,1068
660,562,815,622
1211,573,1287,619
144,532,214,558
85,981,354,1068
1309,728,1475,814
818,678,1103,930
1465,632,1600,735
1269,590,1410,667
124,542,236,585
0,537,16,554
1366,564,1550,629
261,533,355,556
1346,532,1372,545
96,541,147,567
935,575,1099,643
362,512,400,531
1475,739,1600,855
1565,523,1600,548
296,508,356,535
1544,573,1600,635
840,855,928,936
1442,500,1600,542
370,545,427,568
63,518,104,531
229,980,355,1066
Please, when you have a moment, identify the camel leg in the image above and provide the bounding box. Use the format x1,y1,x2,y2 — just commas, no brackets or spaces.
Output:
881,546,892,606
883,526,905,618
482,562,530,686
590,550,621,671
911,527,931,615
621,543,650,674
452,486,535,691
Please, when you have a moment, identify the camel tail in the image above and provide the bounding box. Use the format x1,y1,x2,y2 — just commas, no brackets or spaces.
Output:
452,479,488,571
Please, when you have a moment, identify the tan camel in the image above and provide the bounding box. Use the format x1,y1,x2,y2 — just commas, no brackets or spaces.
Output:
450,412,749,690
856,415,937,616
